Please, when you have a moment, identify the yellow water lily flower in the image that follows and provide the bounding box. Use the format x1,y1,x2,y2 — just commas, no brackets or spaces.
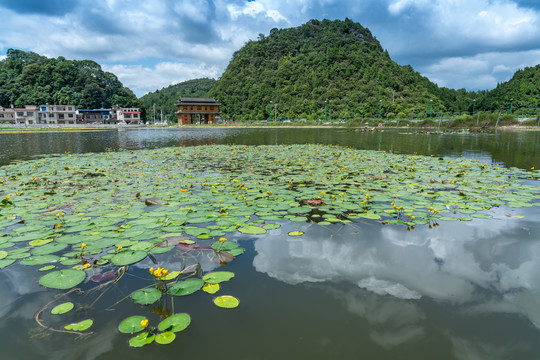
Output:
140,319,148,328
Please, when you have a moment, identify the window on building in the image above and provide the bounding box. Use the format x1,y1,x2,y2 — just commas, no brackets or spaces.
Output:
68,114,73,118
68,107,73,111
134,114,139,118
7,114,13,118
0,114,3,118
197,107,202,110
17,112,24,116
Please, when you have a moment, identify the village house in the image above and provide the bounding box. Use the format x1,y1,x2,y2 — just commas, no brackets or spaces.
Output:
0,106,16,123
14,106,38,124
38,104,76,124
109,106,141,124
76,109,111,124
176,97,220,125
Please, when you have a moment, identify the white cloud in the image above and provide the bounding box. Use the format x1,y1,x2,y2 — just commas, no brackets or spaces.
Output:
421,49,540,89
227,1,287,22
103,62,219,97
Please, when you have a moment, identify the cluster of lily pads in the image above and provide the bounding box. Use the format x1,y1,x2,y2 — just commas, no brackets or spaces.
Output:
0,144,539,346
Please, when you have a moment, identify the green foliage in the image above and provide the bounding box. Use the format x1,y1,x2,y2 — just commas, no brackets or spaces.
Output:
208,18,479,120
478,65,540,111
139,78,216,123
0,49,140,109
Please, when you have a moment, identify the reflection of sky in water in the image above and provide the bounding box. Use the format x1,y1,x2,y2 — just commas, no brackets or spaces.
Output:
253,205,540,331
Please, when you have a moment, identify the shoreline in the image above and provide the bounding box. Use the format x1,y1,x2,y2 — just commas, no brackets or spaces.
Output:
0,123,539,131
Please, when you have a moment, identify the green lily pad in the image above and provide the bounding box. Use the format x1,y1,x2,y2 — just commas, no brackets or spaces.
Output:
155,331,176,345
168,279,204,296
51,302,74,315
64,319,93,331
129,332,155,347
20,254,60,266
213,295,240,309
38,269,86,290
157,313,191,332
202,271,235,284
110,250,147,266
39,265,56,271
288,231,304,236
203,283,220,294
0,250,7,260
238,225,267,235
118,316,147,334
131,288,162,305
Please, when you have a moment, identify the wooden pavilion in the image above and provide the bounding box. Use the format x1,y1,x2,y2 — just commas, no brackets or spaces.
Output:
176,97,221,125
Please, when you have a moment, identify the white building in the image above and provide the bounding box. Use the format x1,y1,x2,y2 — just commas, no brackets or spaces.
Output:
38,105,77,124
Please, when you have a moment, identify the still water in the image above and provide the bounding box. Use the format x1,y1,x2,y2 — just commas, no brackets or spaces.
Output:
1,128,539,360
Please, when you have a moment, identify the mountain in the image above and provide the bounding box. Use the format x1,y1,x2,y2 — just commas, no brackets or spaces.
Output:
0,49,140,109
139,78,215,122
208,18,479,120
478,64,540,112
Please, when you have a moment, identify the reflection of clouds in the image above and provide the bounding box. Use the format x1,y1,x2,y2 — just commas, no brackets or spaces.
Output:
450,336,527,360
253,207,540,329
324,284,426,349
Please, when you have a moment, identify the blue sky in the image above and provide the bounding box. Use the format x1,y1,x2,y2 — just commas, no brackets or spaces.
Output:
1,0,539,97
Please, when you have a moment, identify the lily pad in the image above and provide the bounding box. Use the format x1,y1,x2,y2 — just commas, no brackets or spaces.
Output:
131,288,162,305
202,271,235,284
155,331,176,345
64,319,93,331
168,278,204,296
129,332,155,347
203,283,220,294
38,269,86,290
288,231,304,236
213,295,240,309
157,313,191,332
51,302,74,315
238,225,267,235
110,250,147,266
118,316,147,334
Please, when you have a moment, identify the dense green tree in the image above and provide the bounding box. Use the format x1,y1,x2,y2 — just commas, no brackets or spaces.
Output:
0,49,140,111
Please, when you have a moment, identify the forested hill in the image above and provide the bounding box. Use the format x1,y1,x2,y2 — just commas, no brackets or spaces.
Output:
139,78,215,122
0,49,140,109
478,64,540,111
208,18,477,120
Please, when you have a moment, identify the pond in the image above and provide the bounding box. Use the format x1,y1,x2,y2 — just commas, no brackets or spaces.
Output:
0,127,539,360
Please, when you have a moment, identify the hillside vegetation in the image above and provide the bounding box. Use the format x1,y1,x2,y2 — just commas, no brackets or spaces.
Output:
208,18,479,120
139,78,215,122
0,49,140,109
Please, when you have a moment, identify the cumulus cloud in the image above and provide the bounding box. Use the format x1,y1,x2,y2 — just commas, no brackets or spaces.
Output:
103,61,220,96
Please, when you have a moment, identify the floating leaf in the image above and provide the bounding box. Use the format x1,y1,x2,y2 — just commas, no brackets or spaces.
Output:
0,250,7,260
20,254,60,266
39,269,86,290
129,332,155,347
110,250,147,266
288,231,304,236
203,283,220,294
64,319,93,331
118,316,147,334
39,265,56,271
202,271,235,284
157,313,191,332
168,279,204,296
238,226,267,235
155,331,176,345
213,295,240,309
51,302,74,315
131,288,162,305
